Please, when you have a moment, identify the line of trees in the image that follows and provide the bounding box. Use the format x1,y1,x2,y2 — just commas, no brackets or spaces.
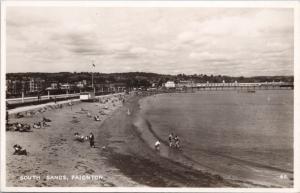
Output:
6,72,294,89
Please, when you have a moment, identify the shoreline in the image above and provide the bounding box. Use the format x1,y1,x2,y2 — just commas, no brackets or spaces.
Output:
6,92,235,187
131,92,293,188
6,91,291,187
99,94,238,187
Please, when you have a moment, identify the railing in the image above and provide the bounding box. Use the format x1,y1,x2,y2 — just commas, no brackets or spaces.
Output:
6,93,80,104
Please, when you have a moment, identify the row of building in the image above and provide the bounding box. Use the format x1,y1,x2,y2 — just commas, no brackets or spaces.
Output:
6,78,127,97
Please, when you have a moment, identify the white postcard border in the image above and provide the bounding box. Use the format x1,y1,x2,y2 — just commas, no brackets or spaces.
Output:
1,0,299,192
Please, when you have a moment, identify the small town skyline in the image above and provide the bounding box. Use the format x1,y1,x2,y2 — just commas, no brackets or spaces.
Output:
6,71,293,98
6,7,294,76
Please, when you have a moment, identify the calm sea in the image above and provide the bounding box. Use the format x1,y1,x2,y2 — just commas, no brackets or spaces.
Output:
137,90,293,187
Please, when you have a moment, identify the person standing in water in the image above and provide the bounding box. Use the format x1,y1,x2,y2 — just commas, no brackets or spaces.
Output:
168,133,174,147
174,135,180,149
155,140,161,151
127,108,131,115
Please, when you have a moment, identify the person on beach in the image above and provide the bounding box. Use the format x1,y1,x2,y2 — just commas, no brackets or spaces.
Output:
174,135,180,149
155,140,161,151
13,144,27,155
89,132,95,148
168,133,174,147
94,115,100,121
6,111,9,124
69,100,73,111
37,93,41,102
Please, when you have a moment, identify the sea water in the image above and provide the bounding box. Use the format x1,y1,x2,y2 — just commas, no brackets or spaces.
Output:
138,90,293,187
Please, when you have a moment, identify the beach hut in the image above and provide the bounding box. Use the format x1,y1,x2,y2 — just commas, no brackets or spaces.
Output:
80,92,95,102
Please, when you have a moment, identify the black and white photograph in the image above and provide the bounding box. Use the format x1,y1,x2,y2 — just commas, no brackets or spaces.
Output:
1,1,299,192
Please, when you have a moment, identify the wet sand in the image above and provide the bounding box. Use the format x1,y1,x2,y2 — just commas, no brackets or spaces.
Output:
101,95,236,187
6,93,237,187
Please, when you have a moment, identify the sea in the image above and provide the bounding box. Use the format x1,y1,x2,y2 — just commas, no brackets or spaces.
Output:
136,90,293,187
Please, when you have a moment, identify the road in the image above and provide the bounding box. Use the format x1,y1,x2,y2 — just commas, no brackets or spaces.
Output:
6,93,80,105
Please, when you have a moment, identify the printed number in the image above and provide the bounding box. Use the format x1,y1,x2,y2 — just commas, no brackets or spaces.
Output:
280,174,288,179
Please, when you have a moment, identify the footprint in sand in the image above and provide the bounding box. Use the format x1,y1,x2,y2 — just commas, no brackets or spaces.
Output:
74,161,95,175
42,146,48,151
85,169,95,174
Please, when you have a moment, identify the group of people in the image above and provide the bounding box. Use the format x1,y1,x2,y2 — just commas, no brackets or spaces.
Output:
168,133,181,149
154,132,181,151
7,122,31,132
74,132,95,148
33,117,52,128
32,121,49,128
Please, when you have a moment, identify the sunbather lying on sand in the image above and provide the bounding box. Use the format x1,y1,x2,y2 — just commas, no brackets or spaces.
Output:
13,144,27,155
33,122,41,129
43,117,52,122
42,121,50,127
94,115,101,121
87,112,92,117
81,108,88,111
74,132,89,142
16,113,24,118
15,123,31,132
99,111,106,115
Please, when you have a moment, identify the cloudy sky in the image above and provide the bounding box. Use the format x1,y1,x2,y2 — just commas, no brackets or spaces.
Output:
6,7,294,76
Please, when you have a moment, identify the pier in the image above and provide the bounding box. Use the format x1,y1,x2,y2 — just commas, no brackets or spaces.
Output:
178,82,294,91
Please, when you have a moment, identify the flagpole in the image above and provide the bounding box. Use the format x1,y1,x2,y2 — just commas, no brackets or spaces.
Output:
92,61,95,93
92,61,95,94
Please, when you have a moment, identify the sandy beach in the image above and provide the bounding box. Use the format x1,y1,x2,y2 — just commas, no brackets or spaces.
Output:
6,94,139,187
6,93,237,187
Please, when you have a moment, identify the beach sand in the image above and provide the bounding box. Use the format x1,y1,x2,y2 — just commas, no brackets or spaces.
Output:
6,93,236,187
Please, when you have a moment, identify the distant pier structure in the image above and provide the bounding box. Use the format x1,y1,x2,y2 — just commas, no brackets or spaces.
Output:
177,81,294,91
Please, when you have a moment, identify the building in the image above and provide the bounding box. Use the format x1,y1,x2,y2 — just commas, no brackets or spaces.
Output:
165,81,176,88
51,83,58,89
80,92,95,102
177,80,194,88
29,78,46,93
6,80,30,96
46,83,58,91
76,81,85,89
60,83,71,90
94,82,127,93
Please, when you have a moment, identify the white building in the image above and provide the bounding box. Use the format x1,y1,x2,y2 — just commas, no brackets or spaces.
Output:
165,81,176,88
177,80,194,88
80,92,95,101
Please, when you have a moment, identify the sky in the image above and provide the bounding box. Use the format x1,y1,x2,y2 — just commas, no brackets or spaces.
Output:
6,7,294,76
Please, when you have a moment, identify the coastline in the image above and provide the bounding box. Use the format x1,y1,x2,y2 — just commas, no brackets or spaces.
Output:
132,92,293,188
6,91,293,188
100,94,237,187
6,92,235,187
